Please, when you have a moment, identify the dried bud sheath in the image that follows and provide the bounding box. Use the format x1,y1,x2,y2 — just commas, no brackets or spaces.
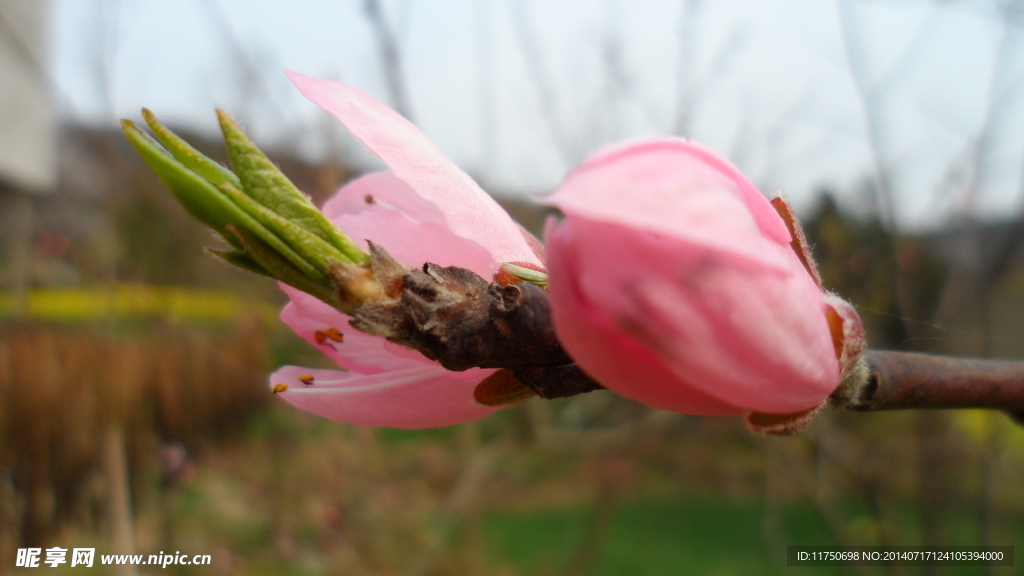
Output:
339,244,572,371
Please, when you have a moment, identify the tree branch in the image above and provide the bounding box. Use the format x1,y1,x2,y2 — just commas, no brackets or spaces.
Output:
835,350,1024,419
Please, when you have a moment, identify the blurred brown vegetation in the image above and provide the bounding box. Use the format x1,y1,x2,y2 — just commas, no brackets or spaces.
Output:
0,322,269,563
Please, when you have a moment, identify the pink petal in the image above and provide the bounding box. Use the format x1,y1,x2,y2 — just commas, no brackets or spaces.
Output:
334,209,495,278
546,212,838,415
270,365,500,428
280,300,427,374
543,138,793,266
545,226,741,416
321,171,445,226
286,71,540,273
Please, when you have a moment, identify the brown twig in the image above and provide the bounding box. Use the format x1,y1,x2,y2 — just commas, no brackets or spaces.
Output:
835,351,1024,419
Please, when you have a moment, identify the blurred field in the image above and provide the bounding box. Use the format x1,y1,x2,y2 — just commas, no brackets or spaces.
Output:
5,384,1023,575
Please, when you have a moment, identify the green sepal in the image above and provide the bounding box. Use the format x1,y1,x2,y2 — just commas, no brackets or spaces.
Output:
142,108,241,191
217,110,368,264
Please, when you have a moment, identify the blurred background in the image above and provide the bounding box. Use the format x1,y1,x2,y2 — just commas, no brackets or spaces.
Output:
1,0,1024,574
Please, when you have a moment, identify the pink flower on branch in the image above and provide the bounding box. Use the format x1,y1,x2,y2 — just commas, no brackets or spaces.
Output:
543,139,865,433
271,73,545,428
124,73,865,434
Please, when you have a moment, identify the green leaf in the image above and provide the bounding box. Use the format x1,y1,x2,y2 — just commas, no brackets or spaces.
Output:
122,119,242,249
217,110,369,264
205,248,272,278
122,119,326,283
217,181,351,275
225,226,342,309
142,108,241,190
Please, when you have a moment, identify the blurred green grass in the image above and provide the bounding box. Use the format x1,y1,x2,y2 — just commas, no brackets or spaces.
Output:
484,498,843,576
483,497,1023,576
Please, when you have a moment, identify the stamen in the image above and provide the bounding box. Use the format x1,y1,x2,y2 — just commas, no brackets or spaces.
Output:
314,327,344,348
272,383,289,394
364,194,375,204
299,374,315,385
282,366,449,394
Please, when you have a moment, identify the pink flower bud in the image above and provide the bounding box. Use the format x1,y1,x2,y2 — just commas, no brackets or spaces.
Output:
543,138,863,430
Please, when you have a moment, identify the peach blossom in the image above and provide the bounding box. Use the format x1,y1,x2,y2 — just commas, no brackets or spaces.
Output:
270,73,541,428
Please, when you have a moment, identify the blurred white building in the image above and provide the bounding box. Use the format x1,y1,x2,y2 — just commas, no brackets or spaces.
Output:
0,0,55,192
0,0,54,305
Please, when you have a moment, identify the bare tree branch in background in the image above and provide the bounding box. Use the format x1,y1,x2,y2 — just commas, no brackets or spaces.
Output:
930,1,1024,350
835,3,1024,560
681,27,744,130
202,0,299,141
837,0,899,232
750,87,814,186
92,0,119,122
931,9,1024,558
599,15,625,143
510,0,576,166
597,2,665,139
671,0,744,138
475,0,498,177
364,0,415,122
672,0,701,136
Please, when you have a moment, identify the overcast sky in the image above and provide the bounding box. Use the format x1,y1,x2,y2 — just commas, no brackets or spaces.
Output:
52,0,1024,230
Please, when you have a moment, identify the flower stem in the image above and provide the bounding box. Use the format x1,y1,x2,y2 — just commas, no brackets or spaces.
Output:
836,350,1024,419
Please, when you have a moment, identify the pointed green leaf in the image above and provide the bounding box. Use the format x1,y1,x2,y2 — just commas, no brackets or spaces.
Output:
225,226,341,309
217,110,368,263
123,119,326,283
122,120,242,249
218,181,351,273
142,108,241,190
206,248,272,278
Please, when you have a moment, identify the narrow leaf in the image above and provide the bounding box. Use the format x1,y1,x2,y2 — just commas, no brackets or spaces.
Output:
142,108,242,190
206,248,272,278
123,119,325,283
226,226,341,309
217,109,368,263
122,120,242,249
218,181,351,273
